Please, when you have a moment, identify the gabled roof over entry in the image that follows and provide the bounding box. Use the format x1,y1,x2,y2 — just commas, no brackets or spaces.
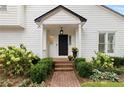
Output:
34,5,87,23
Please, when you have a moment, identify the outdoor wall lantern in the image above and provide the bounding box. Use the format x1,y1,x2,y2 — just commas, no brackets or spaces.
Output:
60,27,64,35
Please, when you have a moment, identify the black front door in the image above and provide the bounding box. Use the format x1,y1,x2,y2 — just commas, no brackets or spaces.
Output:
59,35,68,56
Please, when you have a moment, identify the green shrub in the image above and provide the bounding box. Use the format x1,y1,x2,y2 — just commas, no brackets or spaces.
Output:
110,57,124,67
30,63,47,84
0,44,40,76
75,58,86,62
78,62,93,77
39,58,53,74
18,79,46,87
81,82,124,87
90,69,119,82
113,66,124,75
30,58,53,83
74,58,93,77
74,58,86,70
92,52,114,72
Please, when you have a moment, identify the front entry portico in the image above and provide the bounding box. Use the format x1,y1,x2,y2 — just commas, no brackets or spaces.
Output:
34,5,87,58
44,24,77,58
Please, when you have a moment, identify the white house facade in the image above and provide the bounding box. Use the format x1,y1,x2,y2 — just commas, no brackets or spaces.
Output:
0,5,124,59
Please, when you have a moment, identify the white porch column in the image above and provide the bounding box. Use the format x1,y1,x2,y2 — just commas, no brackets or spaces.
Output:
40,25,43,58
78,23,82,57
43,29,47,57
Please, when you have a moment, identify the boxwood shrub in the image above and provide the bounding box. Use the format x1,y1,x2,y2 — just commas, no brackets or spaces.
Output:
74,58,86,70
110,57,124,67
30,63,48,84
30,58,53,84
38,58,54,75
74,58,93,77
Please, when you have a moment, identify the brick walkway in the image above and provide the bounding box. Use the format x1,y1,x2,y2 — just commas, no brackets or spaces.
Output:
50,71,80,87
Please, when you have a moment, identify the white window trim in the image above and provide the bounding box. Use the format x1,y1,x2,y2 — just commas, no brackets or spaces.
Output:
98,31,116,54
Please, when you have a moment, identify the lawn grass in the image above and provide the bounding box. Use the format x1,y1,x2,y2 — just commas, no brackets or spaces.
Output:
81,82,124,87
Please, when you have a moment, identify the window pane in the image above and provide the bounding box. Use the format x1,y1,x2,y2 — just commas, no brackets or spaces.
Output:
108,44,114,53
0,5,7,11
69,36,71,45
99,44,105,52
99,33,105,43
108,33,114,44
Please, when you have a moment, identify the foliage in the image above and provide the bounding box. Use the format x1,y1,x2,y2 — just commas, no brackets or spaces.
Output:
110,56,124,67
78,62,93,77
113,66,124,75
74,58,86,69
0,44,40,76
72,47,79,52
30,63,47,84
75,58,86,62
90,69,119,82
0,79,13,87
74,58,93,77
18,79,47,87
81,82,124,87
39,58,53,74
92,52,114,71
68,55,74,61
72,47,79,59
30,58,53,84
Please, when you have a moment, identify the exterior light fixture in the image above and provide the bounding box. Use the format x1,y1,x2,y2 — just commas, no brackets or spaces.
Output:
60,27,64,35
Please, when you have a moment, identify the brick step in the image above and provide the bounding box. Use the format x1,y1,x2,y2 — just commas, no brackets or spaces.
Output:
53,58,68,61
55,64,73,68
54,61,72,64
55,67,73,71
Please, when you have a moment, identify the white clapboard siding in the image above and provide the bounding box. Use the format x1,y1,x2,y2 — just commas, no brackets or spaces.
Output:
43,9,80,24
0,5,24,28
0,5,124,58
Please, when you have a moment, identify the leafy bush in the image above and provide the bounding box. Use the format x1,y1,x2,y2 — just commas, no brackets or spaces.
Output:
0,44,40,76
92,52,114,71
113,66,124,75
81,82,124,87
74,58,86,69
30,58,53,84
77,62,93,77
74,58,93,77
39,58,53,74
18,79,46,87
30,63,48,83
110,57,124,67
75,58,86,62
0,79,13,87
90,69,119,82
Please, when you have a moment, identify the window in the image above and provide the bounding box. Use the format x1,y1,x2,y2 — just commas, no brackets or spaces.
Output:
69,36,71,45
99,33,105,52
0,5,7,11
98,32,115,53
